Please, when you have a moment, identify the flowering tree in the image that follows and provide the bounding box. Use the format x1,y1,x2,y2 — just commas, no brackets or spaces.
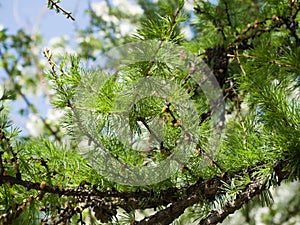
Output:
0,0,299,224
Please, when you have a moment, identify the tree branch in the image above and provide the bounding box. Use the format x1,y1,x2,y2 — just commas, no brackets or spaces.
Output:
47,0,75,21
0,159,292,224
135,195,200,225
199,179,266,225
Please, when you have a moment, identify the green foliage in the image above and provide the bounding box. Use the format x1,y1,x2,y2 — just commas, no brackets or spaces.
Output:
0,0,300,224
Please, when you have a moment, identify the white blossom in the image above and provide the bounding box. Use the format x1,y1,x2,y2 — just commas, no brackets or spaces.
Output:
111,0,143,15
46,108,64,123
49,35,69,46
26,114,44,137
91,1,109,17
184,0,194,11
102,14,119,23
181,25,193,40
0,86,4,98
119,21,135,36
91,1,119,23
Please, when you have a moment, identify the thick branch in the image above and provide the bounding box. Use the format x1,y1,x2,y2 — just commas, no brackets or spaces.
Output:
0,159,292,225
199,179,265,225
135,195,200,225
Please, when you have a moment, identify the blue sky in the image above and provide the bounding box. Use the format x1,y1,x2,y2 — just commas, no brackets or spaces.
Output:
0,0,90,40
0,0,95,135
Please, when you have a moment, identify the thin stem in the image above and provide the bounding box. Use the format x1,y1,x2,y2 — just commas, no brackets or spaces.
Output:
48,0,75,21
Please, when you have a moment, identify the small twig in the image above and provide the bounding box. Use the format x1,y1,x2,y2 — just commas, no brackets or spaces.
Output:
224,0,232,26
138,117,162,144
42,48,70,105
228,53,299,70
197,143,225,173
235,44,246,76
269,60,295,68
48,0,75,21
